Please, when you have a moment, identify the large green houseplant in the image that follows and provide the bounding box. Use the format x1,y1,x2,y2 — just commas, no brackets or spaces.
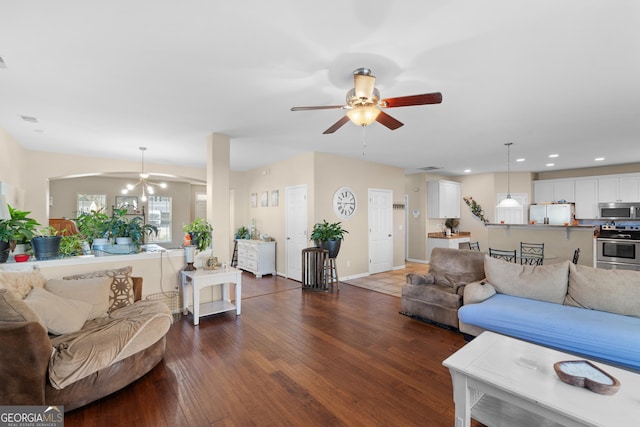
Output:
310,220,348,258
183,218,213,251
75,209,111,245
0,205,40,263
108,208,158,250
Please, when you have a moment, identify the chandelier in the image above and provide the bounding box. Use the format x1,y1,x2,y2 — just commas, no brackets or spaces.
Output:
121,147,167,202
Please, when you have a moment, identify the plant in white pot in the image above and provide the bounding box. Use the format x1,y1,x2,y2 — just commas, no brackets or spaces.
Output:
108,209,158,251
310,220,348,258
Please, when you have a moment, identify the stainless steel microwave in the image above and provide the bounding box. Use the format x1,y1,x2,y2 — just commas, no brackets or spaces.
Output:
598,203,640,220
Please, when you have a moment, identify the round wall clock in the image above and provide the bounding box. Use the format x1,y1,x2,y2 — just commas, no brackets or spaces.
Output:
333,187,357,219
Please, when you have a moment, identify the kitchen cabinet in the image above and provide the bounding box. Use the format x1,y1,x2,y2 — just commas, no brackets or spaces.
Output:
598,175,640,202
533,179,574,203
427,180,461,218
236,240,276,278
574,178,599,218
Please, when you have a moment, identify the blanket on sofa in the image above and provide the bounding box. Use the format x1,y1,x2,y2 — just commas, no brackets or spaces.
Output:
49,300,172,389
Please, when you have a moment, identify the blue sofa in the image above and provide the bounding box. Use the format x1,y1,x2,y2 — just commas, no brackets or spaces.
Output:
458,257,640,372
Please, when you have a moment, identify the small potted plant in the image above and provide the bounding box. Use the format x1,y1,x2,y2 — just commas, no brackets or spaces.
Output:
108,209,158,251
31,226,62,260
59,233,86,257
310,220,348,258
235,226,250,240
183,218,213,251
0,205,40,263
75,209,110,246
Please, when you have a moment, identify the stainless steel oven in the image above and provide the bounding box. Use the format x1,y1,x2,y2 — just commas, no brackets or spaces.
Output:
596,225,640,270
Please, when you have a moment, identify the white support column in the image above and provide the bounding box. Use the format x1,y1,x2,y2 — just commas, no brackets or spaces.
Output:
206,133,231,264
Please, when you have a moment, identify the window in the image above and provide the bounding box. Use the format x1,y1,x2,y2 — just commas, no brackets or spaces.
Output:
148,196,172,243
77,194,106,215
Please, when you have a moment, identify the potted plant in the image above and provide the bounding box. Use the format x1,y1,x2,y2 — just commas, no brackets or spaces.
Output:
183,218,213,251
31,226,62,260
59,233,86,257
310,220,348,258
108,209,158,250
235,226,250,240
0,205,40,263
75,209,110,246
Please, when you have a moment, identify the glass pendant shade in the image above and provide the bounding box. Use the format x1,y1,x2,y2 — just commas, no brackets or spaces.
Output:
497,142,521,208
346,105,380,126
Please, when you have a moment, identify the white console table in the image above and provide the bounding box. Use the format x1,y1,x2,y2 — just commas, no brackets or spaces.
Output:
443,332,640,427
181,268,242,326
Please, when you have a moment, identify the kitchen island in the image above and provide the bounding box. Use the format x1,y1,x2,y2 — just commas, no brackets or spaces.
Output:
486,224,596,266
428,232,471,261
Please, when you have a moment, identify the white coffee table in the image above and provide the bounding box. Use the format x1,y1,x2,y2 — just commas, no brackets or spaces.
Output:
443,331,639,427
181,268,242,326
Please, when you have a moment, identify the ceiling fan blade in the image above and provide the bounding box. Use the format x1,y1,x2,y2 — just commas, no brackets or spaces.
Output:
291,105,345,111
354,74,376,99
375,111,404,130
322,116,351,134
381,92,443,108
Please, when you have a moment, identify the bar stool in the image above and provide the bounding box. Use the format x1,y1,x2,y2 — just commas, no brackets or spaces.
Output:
325,257,339,290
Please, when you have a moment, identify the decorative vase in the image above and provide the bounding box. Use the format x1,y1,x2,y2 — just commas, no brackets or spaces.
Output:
31,236,62,260
0,241,10,263
316,239,342,258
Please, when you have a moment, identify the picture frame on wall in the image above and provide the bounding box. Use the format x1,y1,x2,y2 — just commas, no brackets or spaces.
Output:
250,193,257,208
261,191,269,207
115,196,138,214
271,189,279,207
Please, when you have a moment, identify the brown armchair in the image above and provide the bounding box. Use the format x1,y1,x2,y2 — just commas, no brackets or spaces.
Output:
402,247,485,329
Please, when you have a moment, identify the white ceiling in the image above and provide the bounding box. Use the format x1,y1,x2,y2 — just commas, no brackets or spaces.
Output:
1,1,639,176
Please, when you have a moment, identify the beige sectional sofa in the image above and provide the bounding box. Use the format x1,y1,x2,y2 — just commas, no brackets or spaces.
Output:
0,266,172,411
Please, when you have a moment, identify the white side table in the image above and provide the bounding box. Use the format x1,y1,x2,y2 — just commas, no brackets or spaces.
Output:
181,268,242,326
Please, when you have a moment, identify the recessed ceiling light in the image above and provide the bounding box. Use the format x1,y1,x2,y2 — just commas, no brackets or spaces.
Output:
595,157,605,161
464,169,471,173
546,163,555,167
516,158,525,162
549,154,559,158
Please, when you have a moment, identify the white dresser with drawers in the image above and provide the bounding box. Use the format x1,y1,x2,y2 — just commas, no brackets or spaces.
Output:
236,239,276,278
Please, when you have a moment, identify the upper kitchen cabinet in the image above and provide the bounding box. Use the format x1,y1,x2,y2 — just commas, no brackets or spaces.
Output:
598,175,640,203
533,179,575,203
427,180,461,218
574,178,599,218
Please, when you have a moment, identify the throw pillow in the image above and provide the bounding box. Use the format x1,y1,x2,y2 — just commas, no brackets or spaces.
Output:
565,263,640,317
23,287,93,335
0,288,42,324
64,266,134,312
45,277,111,320
484,256,570,304
0,269,47,299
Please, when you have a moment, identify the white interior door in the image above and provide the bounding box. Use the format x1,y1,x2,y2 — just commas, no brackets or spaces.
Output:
286,185,307,280
369,188,393,274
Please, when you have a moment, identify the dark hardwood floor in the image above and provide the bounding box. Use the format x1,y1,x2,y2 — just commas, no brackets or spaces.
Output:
64,273,475,426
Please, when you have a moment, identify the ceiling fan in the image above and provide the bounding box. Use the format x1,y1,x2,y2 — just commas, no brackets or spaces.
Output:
291,68,443,134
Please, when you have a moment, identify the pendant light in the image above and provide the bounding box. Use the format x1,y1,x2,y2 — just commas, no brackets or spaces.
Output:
121,147,167,202
497,142,521,208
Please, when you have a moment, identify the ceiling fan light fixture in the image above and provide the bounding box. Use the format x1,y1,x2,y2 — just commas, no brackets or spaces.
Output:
346,105,380,127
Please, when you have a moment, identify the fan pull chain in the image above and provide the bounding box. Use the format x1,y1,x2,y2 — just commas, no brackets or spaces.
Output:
362,125,367,157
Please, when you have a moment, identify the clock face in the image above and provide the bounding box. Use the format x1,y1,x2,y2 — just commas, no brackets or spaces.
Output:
333,187,356,219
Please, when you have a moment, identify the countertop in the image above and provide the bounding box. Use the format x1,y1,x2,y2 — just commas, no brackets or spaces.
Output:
428,232,471,239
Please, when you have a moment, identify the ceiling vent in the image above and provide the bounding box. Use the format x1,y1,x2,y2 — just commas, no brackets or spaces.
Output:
20,115,39,123
0,56,6,69
419,166,442,171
